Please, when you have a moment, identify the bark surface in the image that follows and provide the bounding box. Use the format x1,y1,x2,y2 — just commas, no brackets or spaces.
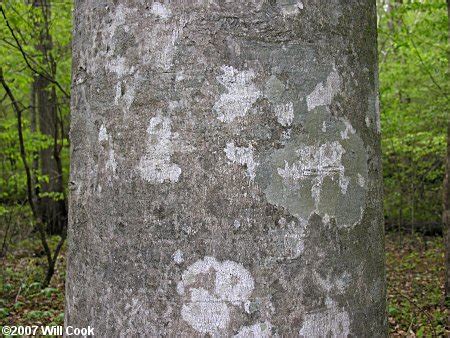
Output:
66,1,385,336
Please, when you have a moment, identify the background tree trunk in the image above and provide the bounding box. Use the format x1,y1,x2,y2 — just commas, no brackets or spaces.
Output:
66,1,385,335
32,0,67,235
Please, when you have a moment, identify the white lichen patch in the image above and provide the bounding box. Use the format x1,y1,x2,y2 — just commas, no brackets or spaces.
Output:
233,220,241,229
108,4,134,38
357,173,366,188
313,271,351,295
277,141,349,209
214,260,255,306
150,2,171,19
277,218,307,259
274,102,294,127
284,220,307,259
280,1,304,16
175,71,185,82
138,115,181,184
114,82,122,105
113,80,137,113
281,129,292,145
213,65,261,123
106,148,117,174
340,119,356,140
306,67,342,111
234,321,272,337
101,5,137,77
177,256,254,334
299,298,350,337
98,124,117,176
181,288,230,334
224,142,258,180
177,257,254,304
138,10,186,73
157,19,185,71
339,175,350,195
123,80,137,112
173,249,184,264
106,57,128,78
98,124,109,142
107,56,135,78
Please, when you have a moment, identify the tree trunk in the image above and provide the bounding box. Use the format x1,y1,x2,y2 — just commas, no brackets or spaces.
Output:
33,0,67,235
66,1,385,336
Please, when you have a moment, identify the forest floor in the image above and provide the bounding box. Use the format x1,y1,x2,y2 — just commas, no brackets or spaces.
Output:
0,232,447,336
386,232,448,336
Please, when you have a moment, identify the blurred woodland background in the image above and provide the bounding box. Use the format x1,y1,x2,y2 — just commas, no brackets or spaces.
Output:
0,0,449,336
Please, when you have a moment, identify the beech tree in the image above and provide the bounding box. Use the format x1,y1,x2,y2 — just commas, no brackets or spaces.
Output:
66,1,385,336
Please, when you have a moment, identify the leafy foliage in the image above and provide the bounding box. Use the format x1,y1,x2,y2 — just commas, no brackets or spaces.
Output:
0,0,72,200
1,0,72,285
378,0,449,230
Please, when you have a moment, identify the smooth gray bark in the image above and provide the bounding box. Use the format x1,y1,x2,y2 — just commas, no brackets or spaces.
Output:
66,1,385,336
